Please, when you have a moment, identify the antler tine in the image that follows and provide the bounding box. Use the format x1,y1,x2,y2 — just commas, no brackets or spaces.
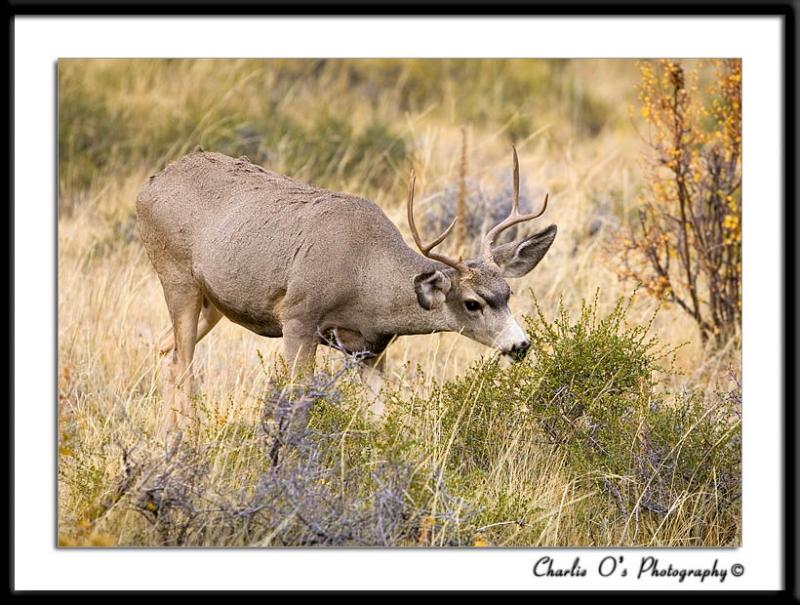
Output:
407,169,468,273
482,146,550,265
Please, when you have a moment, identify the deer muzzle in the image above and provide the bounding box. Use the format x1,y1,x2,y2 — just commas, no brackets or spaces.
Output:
496,317,531,361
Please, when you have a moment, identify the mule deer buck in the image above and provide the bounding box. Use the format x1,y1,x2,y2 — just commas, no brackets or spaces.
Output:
137,147,556,431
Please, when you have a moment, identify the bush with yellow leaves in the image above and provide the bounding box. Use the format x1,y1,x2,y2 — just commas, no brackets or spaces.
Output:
615,59,742,347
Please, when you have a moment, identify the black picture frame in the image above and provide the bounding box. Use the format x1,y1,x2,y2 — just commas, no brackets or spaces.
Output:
8,1,797,598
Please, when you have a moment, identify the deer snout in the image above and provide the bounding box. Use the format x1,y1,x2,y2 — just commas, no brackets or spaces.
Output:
496,317,530,361
506,339,531,361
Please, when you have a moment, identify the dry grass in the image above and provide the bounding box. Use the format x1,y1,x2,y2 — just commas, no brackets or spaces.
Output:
57,59,741,548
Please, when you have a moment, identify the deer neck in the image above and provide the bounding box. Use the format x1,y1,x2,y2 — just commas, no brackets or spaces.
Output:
373,250,456,337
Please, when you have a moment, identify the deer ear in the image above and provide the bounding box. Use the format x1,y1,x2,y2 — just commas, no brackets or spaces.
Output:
491,224,557,278
414,270,452,310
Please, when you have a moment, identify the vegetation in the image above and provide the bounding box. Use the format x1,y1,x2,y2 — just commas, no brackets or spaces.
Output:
57,59,741,547
615,59,742,347
59,292,740,547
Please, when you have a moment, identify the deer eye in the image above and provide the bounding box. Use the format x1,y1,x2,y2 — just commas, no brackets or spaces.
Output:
464,300,483,313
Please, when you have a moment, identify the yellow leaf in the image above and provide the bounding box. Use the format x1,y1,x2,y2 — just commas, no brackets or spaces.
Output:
89,533,116,547
473,534,490,547
418,515,435,545
58,534,77,547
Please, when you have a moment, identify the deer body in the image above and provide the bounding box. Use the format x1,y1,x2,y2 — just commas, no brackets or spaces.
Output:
137,149,556,431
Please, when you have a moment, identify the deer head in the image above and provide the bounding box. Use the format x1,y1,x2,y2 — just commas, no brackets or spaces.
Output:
407,147,557,360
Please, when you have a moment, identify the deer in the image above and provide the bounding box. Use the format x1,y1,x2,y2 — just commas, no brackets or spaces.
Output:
136,146,556,432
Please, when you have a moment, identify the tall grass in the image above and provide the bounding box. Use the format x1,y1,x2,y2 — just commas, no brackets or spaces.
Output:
57,59,741,547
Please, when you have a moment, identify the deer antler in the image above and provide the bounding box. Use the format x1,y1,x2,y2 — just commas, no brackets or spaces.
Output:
482,146,549,266
407,169,469,273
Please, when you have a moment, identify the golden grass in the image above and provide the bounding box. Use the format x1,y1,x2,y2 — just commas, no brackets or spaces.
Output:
57,59,740,547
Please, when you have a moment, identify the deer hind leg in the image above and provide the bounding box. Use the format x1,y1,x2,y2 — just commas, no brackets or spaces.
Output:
159,281,203,434
159,296,223,355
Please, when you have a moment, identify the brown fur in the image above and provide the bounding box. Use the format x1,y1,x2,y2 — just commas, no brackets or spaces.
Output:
137,150,556,431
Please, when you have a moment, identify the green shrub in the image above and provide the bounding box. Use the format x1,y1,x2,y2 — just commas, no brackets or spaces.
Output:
435,357,534,473
429,291,740,538
520,293,739,523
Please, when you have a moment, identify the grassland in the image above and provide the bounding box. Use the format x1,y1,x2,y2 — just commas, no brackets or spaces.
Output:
57,59,741,547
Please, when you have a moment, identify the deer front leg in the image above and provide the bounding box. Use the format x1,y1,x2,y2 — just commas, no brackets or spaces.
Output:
361,352,387,419
268,320,319,462
282,319,318,381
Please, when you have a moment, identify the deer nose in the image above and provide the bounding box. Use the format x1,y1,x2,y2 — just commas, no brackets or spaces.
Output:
507,339,530,362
